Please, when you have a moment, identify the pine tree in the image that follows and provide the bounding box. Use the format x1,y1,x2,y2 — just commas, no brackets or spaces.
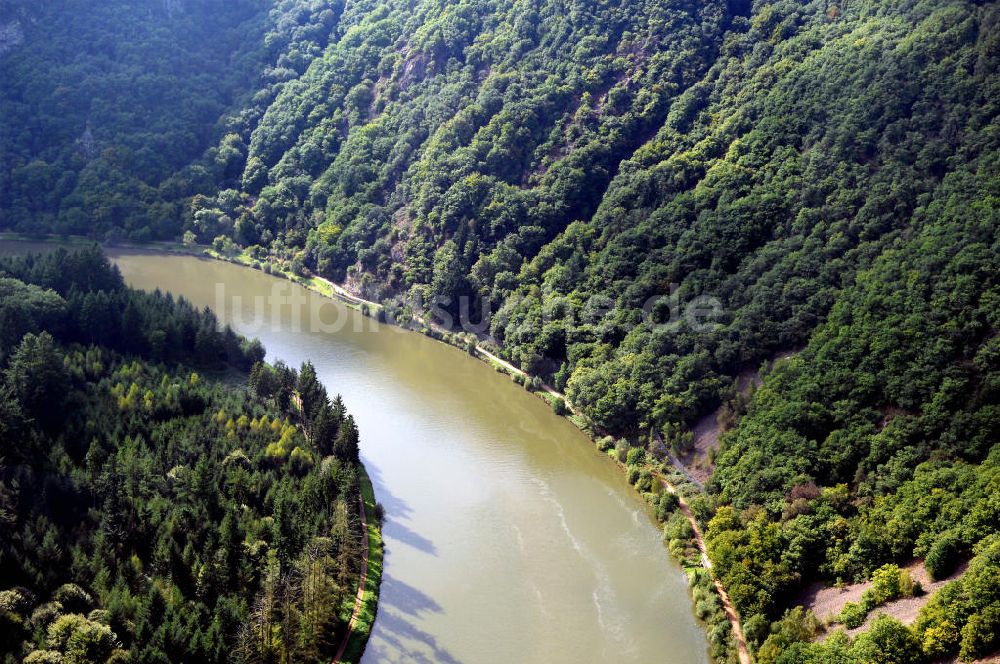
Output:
334,415,360,463
296,361,327,428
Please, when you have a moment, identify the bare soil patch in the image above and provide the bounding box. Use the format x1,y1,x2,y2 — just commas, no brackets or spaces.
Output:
675,411,722,485
674,367,763,484
804,559,970,643
841,560,969,637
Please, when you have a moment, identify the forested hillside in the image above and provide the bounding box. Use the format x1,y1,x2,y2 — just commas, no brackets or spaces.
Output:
193,0,1000,660
0,248,369,663
3,0,1000,661
167,0,1000,441
0,0,337,239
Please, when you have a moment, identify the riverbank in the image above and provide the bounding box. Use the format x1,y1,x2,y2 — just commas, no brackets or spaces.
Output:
2,237,723,662
0,232,207,255
201,246,737,662
202,248,591,423
655,472,751,664
336,463,384,663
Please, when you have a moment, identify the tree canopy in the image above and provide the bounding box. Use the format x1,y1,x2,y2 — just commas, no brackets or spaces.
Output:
0,249,369,664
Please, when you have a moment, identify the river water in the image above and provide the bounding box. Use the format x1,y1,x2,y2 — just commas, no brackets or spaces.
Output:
3,242,709,663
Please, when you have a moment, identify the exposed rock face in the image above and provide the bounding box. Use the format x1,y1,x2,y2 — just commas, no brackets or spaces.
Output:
78,125,97,159
163,0,184,18
0,20,24,57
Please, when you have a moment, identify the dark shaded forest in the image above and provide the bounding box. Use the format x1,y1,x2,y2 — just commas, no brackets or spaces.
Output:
0,248,367,663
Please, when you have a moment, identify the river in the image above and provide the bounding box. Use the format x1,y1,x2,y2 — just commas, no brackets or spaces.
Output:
3,242,709,663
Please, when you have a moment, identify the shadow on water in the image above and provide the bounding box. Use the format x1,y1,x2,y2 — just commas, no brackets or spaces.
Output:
365,461,439,556
386,519,438,556
366,574,462,664
380,575,444,618
367,608,464,664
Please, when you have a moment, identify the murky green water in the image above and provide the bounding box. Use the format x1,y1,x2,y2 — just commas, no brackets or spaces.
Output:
2,241,709,663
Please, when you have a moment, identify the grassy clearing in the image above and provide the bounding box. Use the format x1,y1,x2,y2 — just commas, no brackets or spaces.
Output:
339,464,384,663
206,248,377,317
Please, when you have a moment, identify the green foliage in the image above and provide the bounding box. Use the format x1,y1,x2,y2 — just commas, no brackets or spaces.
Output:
69,0,990,479
0,249,368,663
0,0,286,239
46,614,115,664
848,615,923,664
838,564,920,628
913,536,1000,662
0,246,265,370
756,607,821,664
3,1,1000,661
551,396,568,416
926,531,963,581
655,491,679,521
839,602,868,630
625,446,646,467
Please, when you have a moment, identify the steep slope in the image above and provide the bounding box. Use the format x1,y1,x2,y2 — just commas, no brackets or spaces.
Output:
0,0,338,239
192,2,1000,661
190,0,1000,443
3,1,1000,661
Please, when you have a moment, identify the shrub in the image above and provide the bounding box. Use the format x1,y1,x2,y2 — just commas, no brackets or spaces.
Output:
552,397,568,416
849,615,922,664
920,619,960,659
757,607,822,664
614,439,629,461
960,604,1000,661
626,466,641,485
840,601,867,629
626,446,646,467
869,564,904,605
926,532,962,581
656,492,680,521
52,585,92,614
695,597,719,620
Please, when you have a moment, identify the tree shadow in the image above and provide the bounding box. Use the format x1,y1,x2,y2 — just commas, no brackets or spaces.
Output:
366,608,464,664
384,519,438,556
380,575,443,619
365,573,463,663
365,461,438,555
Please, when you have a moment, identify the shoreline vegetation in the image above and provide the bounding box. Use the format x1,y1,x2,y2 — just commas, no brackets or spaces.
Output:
335,464,383,664
0,245,380,663
5,0,1000,661
13,237,991,664
0,235,744,661
127,243,1000,664
202,243,750,662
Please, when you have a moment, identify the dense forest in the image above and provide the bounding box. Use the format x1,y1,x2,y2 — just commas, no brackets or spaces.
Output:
0,0,328,239
0,248,368,663
3,0,1000,662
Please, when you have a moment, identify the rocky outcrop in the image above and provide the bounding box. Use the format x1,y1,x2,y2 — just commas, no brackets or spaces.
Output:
0,20,24,57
